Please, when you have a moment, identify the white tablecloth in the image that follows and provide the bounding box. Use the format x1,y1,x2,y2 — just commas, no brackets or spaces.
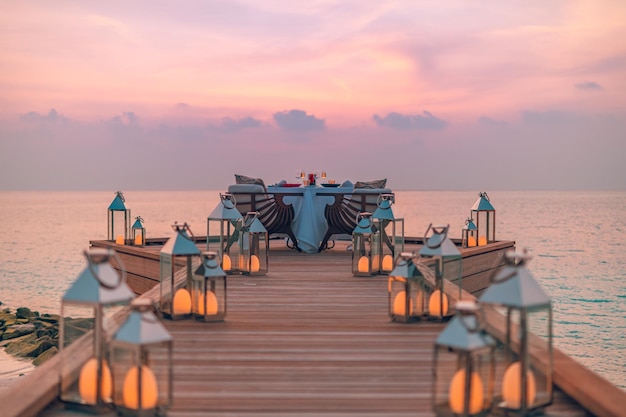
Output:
267,186,352,253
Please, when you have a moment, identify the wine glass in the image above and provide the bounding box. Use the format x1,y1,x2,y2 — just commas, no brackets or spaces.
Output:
295,169,305,184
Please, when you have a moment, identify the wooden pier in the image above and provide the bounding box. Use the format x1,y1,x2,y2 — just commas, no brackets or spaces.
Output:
1,239,624,417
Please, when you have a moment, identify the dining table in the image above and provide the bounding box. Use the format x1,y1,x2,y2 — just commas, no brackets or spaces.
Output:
266,185,353,253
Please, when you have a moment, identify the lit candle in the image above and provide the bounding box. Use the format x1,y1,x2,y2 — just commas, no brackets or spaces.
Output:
357,256,369,273
467,236,477,247
115,235,124,245
196,291,219,315
78,358,113,404
428,290,449,316
123,365,159,410
449,369,485,414
172,288,192,315
222,254,231,271
502,361,537,409
134,234,143,245
478,236,488,246
393,291,413,315
250,254,260,272
382,255,394,272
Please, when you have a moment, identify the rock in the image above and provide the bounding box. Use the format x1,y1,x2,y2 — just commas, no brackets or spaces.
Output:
16,307,38,319
6,334,55,357
33,346,58,366
2,323,36,340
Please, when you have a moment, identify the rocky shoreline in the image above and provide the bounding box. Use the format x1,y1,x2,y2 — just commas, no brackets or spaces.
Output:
0,302,91,368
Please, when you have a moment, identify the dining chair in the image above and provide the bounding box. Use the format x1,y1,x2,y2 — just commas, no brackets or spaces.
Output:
318,188,393,252
227,184,302,251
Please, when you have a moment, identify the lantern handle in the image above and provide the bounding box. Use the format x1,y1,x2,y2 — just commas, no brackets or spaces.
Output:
478,191,490,201
376,193,394,208
457,301,485,333
489,249,532,284
84,249,127,290
115,190,125,203
172,221,195,240
135,216,144,224
221,193,237,209
423,223,450,249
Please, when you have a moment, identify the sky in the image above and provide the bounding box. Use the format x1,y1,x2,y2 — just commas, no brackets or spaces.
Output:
1,1,625,191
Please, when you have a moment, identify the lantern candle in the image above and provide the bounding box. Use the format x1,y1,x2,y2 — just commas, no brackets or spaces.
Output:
122,365,159,410
172,288,192,315
222,254,232,271
250,254,260,272
197,291,219,315
357,256,370,273
467,236,477,247
382,255,394,272
116,235,125,245
502,361,537,409
393,291,413,315
428,290,449,316
449,369,485,414
78,358,113,404
134,234,143,245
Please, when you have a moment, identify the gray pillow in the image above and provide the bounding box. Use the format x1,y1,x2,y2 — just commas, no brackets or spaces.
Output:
235,174,266,191
354,178,387,189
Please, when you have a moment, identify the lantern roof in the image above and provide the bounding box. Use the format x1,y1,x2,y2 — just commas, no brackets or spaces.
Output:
242,212,267,233
208,194,243,221
132,216,144,230
471,192,495,211
62,249,135,305
372,195,401,221
113,299,172,345
194,252,226,279
353,212,376,234
389,253,419,279
463,218,477,231
436,302,496,350
161,223,200,256
108,191,127,211
479,251,551,309
419,224,461,258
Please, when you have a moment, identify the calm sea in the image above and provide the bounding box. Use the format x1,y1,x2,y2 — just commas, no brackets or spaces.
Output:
0,190,624,390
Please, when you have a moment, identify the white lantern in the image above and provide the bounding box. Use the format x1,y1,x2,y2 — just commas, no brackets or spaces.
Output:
351,212,380,276
207,193,243,274
192,251,228,322
59,248,134,412
479,250,553,415
470,192,496,246
108,191,131,245
372,194,405,274
159,222,200,320
418,224,462,321
110,299,173,416
238,212,269,275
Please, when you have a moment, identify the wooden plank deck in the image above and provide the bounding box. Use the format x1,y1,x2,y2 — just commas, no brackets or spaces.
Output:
1,240,622,417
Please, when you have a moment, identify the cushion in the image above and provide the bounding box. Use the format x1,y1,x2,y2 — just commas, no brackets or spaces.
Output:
228,184,266,193
354,178,387,189
341,180,354,189
235,174,266,191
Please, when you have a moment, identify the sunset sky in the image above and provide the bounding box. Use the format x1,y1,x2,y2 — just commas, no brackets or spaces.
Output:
1,1,625,191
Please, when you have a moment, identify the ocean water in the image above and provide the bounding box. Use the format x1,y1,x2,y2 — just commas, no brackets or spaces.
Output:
0,190,624,390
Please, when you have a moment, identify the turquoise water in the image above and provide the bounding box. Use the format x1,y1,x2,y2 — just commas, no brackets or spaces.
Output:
0,190,624,390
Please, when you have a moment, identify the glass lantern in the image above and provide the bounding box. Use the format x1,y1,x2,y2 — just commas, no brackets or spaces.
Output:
351,212,380,276
192,251,227,322
159,222,200,320
470,192,496,246
238,212,269,275
478,250,553,415
207,193,243,274
108,191,131,245
433,301,496,417
418,224,462,321
372,194,405,274
131,216,146,247
110,299,173,416
461,218,478,248
388,252,433,322
59,248,135,412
